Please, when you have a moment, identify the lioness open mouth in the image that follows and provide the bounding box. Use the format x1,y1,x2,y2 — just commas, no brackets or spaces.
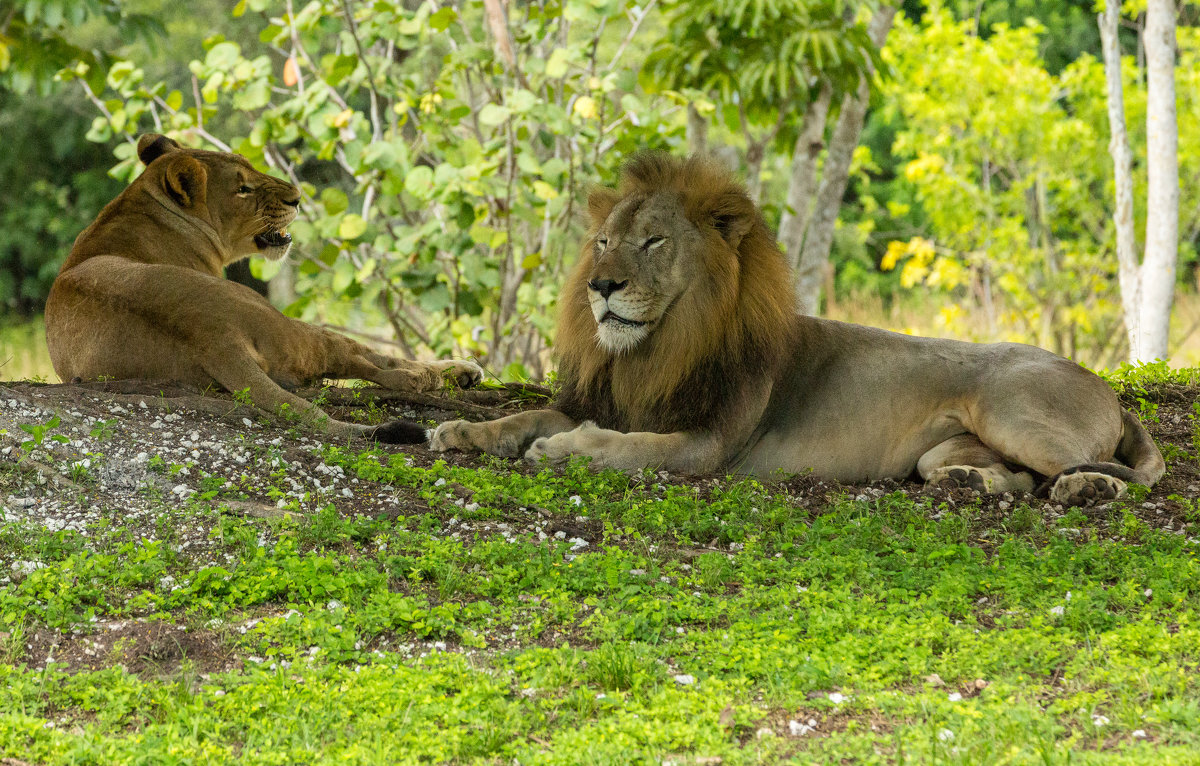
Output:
254,228,292,249
600,311,648,328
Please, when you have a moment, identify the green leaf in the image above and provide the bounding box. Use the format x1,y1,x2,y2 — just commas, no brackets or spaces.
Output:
404,166,434,197
429,7,458,32
321,188,349,216
545,48,570,79
477,103,510,127
338,214,367,240
509,89,537,113
205,42,241,70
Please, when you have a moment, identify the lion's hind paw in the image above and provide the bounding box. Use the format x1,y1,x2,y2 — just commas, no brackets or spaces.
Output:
925,465,988,493
1050,471,1126,508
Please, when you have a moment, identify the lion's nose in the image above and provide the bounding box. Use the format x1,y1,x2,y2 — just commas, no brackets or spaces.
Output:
283,194,300,208
587,279,628,299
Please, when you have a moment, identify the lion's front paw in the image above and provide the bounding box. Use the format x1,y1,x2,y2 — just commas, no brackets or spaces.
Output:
430,420,479,453
1050,471,1126,508
524,433,570,465
430,418,523,457
431,359,484,389
524,422,618,468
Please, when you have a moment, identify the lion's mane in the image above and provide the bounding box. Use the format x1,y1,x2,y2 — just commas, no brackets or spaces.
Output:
552,154,797,434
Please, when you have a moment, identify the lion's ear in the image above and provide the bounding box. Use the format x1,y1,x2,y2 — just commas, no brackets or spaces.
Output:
161,154,208,209
137,134,182,166
587,187,620,226
707,191,756,251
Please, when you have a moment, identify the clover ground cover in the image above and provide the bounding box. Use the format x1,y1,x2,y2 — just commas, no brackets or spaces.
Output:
0,372,1197,764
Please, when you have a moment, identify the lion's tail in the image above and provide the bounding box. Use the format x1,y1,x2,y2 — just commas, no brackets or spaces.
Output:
206,353,427,445
1114,408,1166,486
1035,409,1165,496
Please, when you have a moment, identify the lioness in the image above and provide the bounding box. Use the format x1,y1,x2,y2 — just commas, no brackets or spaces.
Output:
432,154,1165,506
45,134,481,441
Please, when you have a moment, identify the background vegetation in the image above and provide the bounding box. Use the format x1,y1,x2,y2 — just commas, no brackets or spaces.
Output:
2,0,1199,380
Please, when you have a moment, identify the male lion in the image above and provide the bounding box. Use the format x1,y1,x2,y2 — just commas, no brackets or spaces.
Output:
432,154,1164,506
45,134,481,442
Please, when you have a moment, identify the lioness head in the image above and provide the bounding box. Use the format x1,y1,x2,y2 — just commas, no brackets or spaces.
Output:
136,134,301,262
580,155,760,354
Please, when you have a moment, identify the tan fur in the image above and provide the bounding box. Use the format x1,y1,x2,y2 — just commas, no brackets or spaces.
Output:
45,134,481,441
432,154,1165,505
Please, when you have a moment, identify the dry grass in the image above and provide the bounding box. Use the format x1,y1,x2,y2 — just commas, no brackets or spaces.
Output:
0,318,56,382
826,288,1200,369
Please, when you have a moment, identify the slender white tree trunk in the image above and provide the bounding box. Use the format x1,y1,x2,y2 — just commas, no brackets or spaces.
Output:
794,5,897,314
779,83,832,272
1099,0,1178,363
1098,1,1140,354
1140,0,1178,362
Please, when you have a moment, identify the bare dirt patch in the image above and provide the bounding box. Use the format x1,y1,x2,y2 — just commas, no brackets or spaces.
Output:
24,619,235,676
1,378,1195,538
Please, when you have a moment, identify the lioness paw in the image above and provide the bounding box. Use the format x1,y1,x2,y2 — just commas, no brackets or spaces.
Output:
431,359,484,389
1050,471,1126,508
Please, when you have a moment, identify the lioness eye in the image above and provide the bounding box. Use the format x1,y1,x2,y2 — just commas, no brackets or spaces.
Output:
596,236,608,249
644,236,666,249
237,185,252,194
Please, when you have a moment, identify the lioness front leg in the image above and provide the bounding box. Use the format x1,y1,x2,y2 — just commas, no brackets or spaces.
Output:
431,409,577,458
369,357,484,393
318,329,483,392
526,423,724,474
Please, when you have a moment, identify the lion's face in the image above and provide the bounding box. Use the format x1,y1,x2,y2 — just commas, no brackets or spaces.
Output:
585,191,710,353
136,134,301,262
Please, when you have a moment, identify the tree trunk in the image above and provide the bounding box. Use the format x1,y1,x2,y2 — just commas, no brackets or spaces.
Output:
687,103,708,155
1098,2,1141,356
779,83,832,272
793,5,897,315
1140,0,1178,362
744,141,765,203
1099,0,1178,363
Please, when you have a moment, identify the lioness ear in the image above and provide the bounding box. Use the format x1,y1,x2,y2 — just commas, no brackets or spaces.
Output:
161,154,208,209
137,134,183,166
587,187,620,226
707,191,756,250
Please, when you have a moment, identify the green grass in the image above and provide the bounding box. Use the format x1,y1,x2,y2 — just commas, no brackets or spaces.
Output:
1,445,1198,764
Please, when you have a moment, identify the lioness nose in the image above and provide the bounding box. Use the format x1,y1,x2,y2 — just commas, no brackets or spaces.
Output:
283,194,300,207
588,279,627,299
